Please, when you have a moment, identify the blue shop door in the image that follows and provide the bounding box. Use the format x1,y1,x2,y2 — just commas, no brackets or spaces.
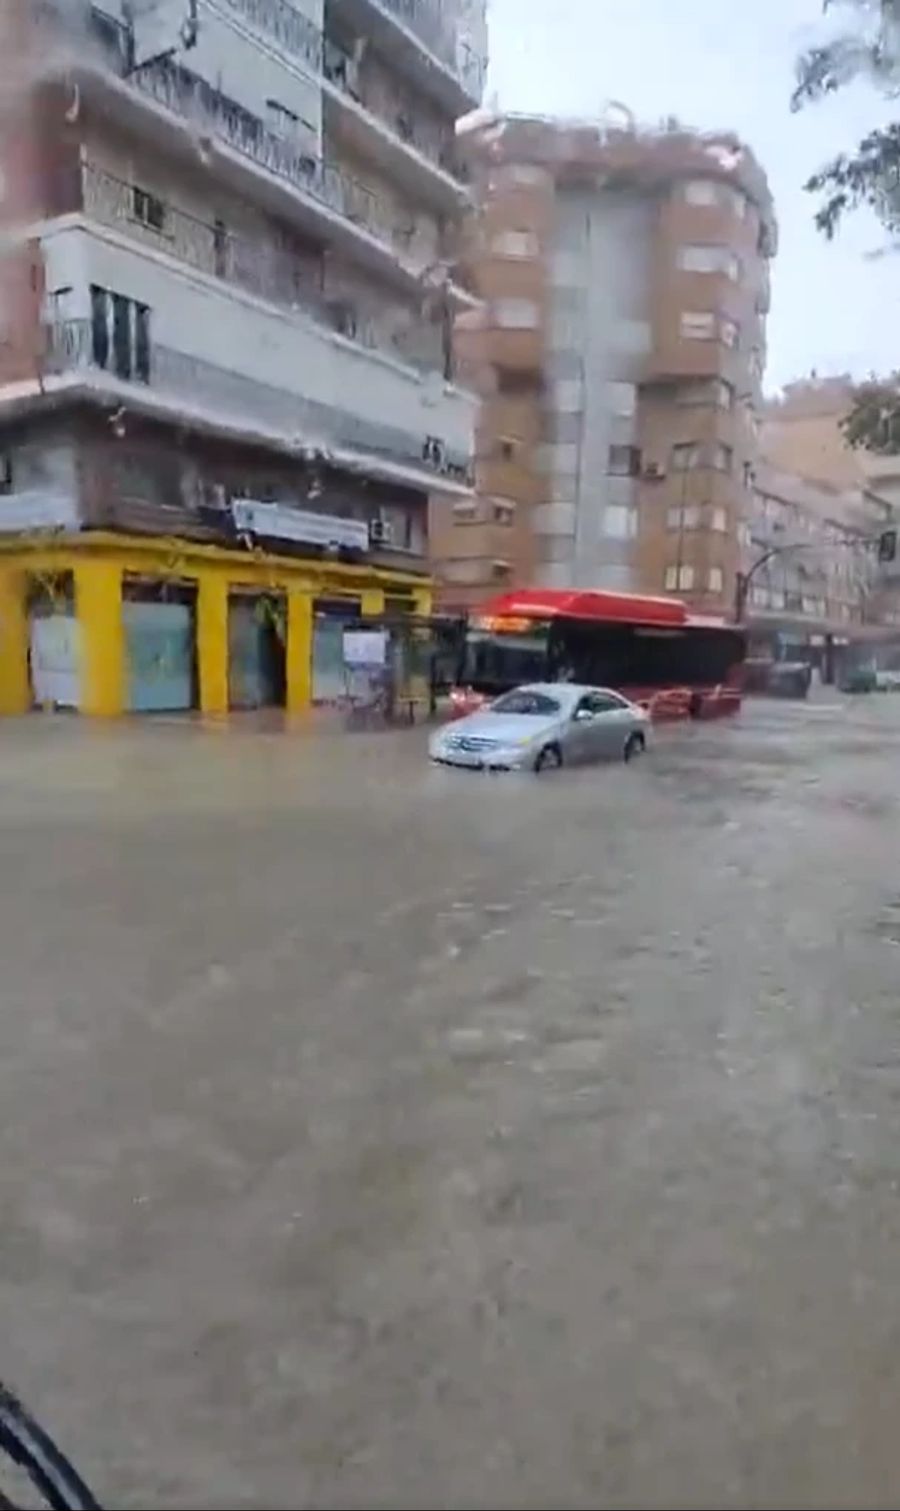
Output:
125,601,194,713
228,595,270,707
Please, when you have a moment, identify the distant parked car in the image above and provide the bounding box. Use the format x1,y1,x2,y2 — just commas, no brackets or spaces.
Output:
840,666,878,694
428,683,650,772
875,669,900,692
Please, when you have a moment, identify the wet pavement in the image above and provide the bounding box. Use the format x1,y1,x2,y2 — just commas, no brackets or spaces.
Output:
2,695,900,1507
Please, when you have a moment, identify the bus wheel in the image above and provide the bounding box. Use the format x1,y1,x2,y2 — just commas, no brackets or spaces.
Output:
535,744,562,773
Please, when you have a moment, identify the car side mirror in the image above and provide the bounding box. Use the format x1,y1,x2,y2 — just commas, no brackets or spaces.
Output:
574,708,593,722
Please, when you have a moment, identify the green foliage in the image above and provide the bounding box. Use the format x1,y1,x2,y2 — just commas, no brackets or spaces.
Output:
793,1,900,236
841,376,900,451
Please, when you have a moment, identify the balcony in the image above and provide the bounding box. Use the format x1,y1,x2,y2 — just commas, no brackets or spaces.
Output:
81,162,448,377
40,317,473,494
76,8,428,289
321,41,468,214
206,0,469,209
329,0,484,112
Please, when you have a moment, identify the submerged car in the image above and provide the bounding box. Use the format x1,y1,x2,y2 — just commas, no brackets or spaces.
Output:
429,683,650,772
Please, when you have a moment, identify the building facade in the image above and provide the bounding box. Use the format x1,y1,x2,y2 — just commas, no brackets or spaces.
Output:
431,112,776,614
754,377,900,661
744,462,900,670
0,0,485,715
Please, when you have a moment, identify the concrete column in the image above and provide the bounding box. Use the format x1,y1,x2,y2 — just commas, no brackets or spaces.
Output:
286,589,313,714
196,572,229,715
361,587,385,617
0,566,29,714
76,559,124,716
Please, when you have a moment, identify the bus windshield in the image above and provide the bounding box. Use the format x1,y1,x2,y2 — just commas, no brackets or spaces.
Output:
462,626,550,691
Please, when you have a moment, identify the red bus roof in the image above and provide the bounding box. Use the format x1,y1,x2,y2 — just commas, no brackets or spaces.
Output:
476,588,690,628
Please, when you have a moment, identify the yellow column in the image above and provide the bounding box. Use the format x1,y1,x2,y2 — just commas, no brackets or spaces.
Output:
196,571,229,716
361,586,385,618
286,588,313,714
412,585,433,618
76,558,124,716
0,567,30,714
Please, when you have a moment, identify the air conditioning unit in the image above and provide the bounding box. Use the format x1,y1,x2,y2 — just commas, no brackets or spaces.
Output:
643,461,666,480
369,518,394,546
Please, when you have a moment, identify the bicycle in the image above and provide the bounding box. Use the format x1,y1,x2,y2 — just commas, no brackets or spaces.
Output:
0,1382,99,1510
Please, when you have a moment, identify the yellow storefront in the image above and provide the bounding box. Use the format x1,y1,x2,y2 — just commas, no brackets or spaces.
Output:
0,532,432,718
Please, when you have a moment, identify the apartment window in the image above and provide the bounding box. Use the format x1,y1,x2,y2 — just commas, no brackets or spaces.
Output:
708,566,724,593
671,442,702,472
498,435,519,461
711,443,733,473
729,187,748,219
681,311,716,341
132,185,166,234
711,507,728,532
720,316,739,349
607,444,641,477
493,298,539,329
684,179,719,207
607,381,636,417
491,229,538,258
602,505,637,539
738,520,752,548
676,378,734,409
213,218,228,278
90,285,150,383
665,564,695,591
678,245,739,279
679,245,720,275
493,499,515,523
667,505,700,530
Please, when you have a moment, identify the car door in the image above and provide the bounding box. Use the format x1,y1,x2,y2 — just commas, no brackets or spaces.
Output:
584,691,631,761
566,694,600,763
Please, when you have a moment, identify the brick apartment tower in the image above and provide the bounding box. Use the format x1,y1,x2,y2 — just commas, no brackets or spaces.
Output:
432,113,777,614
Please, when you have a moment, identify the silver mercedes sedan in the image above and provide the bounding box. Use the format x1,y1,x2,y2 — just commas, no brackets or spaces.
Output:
429,683,650,773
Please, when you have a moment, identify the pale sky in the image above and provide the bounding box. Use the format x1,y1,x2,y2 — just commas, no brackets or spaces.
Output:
486,0,900,393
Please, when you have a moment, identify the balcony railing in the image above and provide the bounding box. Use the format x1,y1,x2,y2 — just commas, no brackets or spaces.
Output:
43,320,471,483
89,8,407,256
222,0,483,100
373,0,485,97
81,162,447,376
221,0,323,71
322,38,460,177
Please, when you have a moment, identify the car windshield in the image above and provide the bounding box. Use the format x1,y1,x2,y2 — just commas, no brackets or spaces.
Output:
489,690,561,717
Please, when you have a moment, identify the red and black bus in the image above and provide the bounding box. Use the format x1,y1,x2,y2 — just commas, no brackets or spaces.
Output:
452,589,746,721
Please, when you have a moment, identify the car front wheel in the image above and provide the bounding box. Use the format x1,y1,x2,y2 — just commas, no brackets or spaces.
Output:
624,732,645,763
534,744,563,773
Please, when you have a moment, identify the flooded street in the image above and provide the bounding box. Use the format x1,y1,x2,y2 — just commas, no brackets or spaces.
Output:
3,696,900,1507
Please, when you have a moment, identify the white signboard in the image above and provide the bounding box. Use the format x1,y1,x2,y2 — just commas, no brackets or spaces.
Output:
343,629,387,667
231,500,369,552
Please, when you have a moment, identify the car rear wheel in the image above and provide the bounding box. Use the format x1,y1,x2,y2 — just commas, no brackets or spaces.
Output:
534,743,562,773
624,732,645,763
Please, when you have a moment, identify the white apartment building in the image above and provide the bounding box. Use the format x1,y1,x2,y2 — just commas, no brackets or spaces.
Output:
0,0,486,715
